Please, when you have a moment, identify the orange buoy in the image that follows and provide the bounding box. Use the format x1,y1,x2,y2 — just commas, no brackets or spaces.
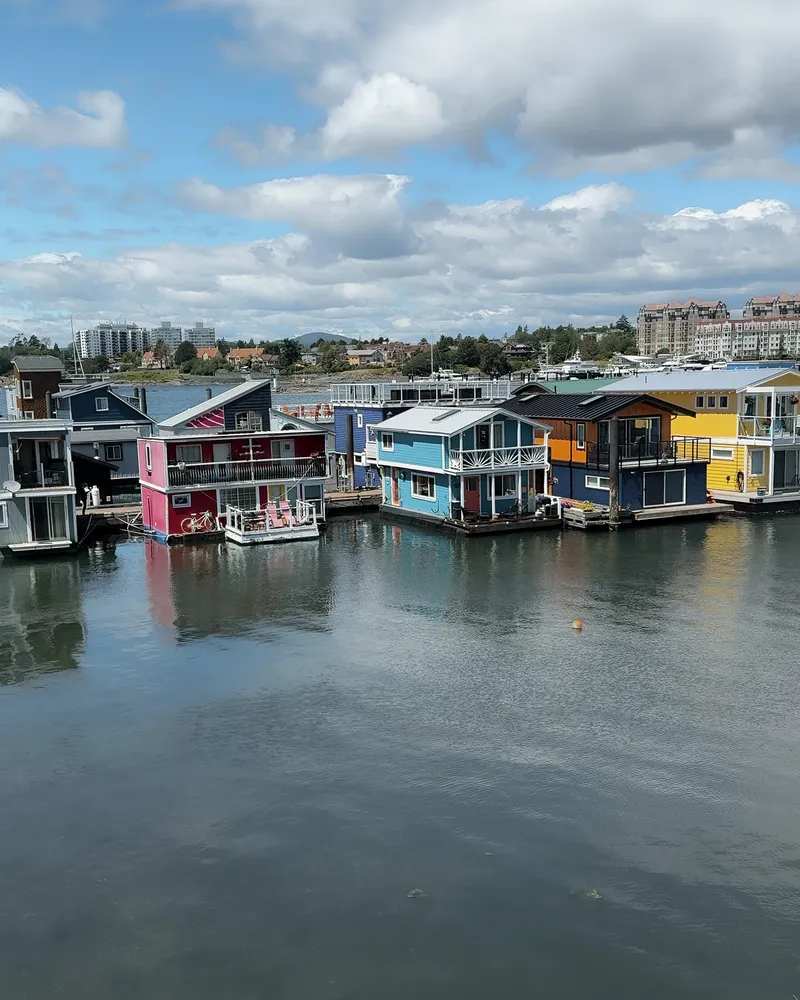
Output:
572,619,583,630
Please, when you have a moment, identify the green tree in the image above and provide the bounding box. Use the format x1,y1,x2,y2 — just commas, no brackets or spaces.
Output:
153,339,171,369
549,328,580,365
174,340,198,365
454,336,480,368
477,341,511,376
579,334,600,361
402,348,433,377
616,314,635,336
83,354,110,374
278,338,302,371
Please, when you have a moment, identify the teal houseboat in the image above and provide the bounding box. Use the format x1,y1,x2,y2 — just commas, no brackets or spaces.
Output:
374,405,552,527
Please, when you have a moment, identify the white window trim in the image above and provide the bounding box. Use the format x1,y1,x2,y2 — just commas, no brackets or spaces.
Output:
585,474,610,491
644,468,686,507
718,395,729,409
357,413,364,428
576,422,586,451
21,380,33,400
381,432,394,452
172,494,191,508
24,411,35,421
176,444,202,464
105,444,123,462
706,395,716,408
145,443,152,473
410,473,436,501
750,449,765,477
0,501,7,529
95,397,110,412
711,447,734,461
695,395,704,408
493,473,517,497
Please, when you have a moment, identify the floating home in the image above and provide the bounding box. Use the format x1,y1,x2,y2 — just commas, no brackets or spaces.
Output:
374,405,554,533
0,420,78,555
138,380,328,545
605,367,800,509
504,389,712,511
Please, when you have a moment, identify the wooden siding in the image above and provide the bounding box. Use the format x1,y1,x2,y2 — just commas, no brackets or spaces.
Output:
222,382,273,430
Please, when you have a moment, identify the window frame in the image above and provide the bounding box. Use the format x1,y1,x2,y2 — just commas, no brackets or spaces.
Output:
24,411,35,421
235,411,263,431
381,432,394,452
695,395,705,408
706,395,716,408
493,473,517,497
576,422,586,451
711,447,734,461
644,468,686,507
0,501,7,530
172,494,191,509
585,474,610,491
145,443,152,473
357,412,364,429
104,444,123,462
410,473,436,501
95,397,110,412
750,449,765,477
718,395,729,409
21,380,33,400
176,444,202,465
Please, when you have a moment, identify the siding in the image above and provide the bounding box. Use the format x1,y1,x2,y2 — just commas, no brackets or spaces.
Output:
72,440,140,478
67,387,150,426
386,469,452,518
551,462,707,509
379,431,444,470
222,382,273,430
141,485,168,535
0,496,33,546
138,438,167,488
707,445,746,491
334,406,386,455
14,371,62,419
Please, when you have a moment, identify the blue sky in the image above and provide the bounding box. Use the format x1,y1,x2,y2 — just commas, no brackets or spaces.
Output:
2,0,800,344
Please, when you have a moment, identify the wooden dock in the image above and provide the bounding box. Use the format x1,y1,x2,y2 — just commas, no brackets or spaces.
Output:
633,502,733,524
709,489,800,513
326,489,382,513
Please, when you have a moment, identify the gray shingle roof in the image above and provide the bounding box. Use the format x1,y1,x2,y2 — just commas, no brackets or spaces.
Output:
503,392,696,422
13,355,64,372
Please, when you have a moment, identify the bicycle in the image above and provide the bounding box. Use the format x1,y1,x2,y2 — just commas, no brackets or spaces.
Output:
180,510,216,533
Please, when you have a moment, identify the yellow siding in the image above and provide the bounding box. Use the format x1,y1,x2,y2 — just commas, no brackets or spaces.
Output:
706,445,747,491
761,372,800,389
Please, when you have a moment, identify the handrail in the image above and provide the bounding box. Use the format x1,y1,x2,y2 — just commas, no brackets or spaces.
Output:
448,445,547,471
586,437,712,467
167,456,326,487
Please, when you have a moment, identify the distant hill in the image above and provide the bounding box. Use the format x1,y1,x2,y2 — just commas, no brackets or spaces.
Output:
294,332,353,346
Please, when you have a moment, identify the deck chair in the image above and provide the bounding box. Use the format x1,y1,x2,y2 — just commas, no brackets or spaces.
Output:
266,504,283,529
279,499,296,526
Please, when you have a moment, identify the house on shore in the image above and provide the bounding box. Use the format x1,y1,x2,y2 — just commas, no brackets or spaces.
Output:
138,380,328,543
504,389,711,510
0,419,78,555
374,405,551,527
604,367,800,507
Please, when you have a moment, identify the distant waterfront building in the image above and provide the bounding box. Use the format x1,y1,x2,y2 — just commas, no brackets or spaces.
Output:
78,322,150,359
743,293,800,319
695,318,800,359
183,322,216,349
637,299,729,355
152,321,183,350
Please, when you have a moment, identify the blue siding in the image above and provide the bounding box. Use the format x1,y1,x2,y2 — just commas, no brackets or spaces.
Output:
551,463,708,510
334,406,386,455
222,382,273,430
61,387,151,427
387,470,452,518
379,431,443,469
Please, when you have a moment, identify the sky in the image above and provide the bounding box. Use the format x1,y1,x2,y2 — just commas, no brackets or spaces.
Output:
2,0,800,346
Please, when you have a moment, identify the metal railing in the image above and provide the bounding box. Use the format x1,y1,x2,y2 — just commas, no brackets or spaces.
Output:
586,437,711,468
16,465,71,489
448,445,547,471
737,415,800,439
167,456,327,488
330,379,516,406
225,500,318,535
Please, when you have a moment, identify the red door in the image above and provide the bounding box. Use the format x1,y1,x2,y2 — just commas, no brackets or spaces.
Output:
391,468,400,505
464,477,480,514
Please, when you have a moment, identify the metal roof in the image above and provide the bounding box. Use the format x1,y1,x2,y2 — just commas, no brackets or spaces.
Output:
503,392,696,422
159,380,269,428
603,369,799,393
374,405,550,435
12,355,64,372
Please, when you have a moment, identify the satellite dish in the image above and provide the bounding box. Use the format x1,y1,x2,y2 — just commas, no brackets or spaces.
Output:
2,481,21,495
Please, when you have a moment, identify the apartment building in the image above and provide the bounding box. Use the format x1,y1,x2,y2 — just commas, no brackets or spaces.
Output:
743,293,800,319
637,299,730,355
78,322,151,359
695,319,800,359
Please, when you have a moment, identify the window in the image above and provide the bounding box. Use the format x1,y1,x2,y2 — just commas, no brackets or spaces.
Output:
357,413,364,428
644,469,686,507
105,444,123,462
576,422,586,450
750,449,765,476
494,474,517,496
711,447,734,461
172,494,191,508
744,395,756,417
24,411,34,421
145,443,152,472
695,395,704,408
176,444,202,464
220,487,257,510
95,397,109,412
411,473,436,500
585,474,610,490
0,502,7,529
706,396,716,408
381,432,394,452
235,411,263,431
21,380,33,400
719,395,729,409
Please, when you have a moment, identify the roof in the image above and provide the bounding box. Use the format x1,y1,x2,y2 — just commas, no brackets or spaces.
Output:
13,355,64,372
374,405,550,436
603,368,800,393
502,392,696,422
227,348,263,358
159,379,271,428
71,427,149,443
535,378,617,394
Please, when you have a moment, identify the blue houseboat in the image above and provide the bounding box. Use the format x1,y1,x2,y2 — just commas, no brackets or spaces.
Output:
374,405,552,528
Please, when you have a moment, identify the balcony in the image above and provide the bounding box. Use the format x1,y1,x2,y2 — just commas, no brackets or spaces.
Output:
737,415,800,440
330,379,515,407
448,445,547,471
586,437,711,469
15,465,71,489
167,455,327,489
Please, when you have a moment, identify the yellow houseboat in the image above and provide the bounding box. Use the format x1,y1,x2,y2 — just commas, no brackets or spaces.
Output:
606,367,800,508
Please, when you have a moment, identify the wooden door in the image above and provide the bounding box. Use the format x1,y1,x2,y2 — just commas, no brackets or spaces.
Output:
464,477,480,514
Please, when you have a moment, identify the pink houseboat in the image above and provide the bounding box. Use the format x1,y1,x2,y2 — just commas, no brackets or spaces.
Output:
138,380,328,544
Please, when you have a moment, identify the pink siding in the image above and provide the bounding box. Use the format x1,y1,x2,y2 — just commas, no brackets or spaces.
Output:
141,485,168,535
138,438,167,488
167,489,219,536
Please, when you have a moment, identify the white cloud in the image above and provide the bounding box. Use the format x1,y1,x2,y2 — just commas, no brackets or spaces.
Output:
0,88,127,148
216,123,299,166
176,0,800,174
5,180,800,344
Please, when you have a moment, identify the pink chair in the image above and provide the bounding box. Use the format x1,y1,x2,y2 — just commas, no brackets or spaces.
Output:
266,504,282,529
279,499,295,526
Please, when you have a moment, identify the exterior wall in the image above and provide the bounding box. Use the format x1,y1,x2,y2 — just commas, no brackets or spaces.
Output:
72,440,140,479
0,495,35,547
166,489,218,536
551,463,707,509
138,438,168,488
379,431,444,470
384,469,452,518
222,382,273,430
334,406,388,455
705,446,746,492
141,484,168,536
66,387,149,426
14,370,62,419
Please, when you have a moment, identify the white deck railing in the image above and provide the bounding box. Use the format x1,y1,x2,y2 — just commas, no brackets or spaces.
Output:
330,379,516,407
225,500,318,535
448,445,547,471
737,415,800,439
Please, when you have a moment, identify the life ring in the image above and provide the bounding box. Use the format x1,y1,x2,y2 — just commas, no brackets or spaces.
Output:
736,470,745,492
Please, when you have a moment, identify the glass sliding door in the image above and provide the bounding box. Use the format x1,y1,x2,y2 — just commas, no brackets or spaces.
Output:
30,497,69,541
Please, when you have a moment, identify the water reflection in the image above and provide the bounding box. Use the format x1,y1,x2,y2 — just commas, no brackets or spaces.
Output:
144,537,334,642
0,559,86,684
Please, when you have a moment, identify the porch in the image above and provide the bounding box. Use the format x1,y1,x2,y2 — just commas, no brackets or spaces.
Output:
585,437,711,468
224,500,320,545
12,436,71,490
448,445,547,471
167,455,327,488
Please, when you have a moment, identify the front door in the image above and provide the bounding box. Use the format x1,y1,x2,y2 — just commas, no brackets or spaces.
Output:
774,449,800,490
464,476,480,514
391,468,400,505
271,439,295,459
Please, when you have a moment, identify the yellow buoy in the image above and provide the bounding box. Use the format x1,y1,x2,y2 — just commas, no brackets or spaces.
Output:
572,619,583,630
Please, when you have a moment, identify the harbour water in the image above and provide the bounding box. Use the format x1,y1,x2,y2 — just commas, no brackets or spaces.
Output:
1,516,800,997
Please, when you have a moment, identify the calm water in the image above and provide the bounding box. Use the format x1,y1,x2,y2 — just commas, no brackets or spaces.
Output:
1,517,800,999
